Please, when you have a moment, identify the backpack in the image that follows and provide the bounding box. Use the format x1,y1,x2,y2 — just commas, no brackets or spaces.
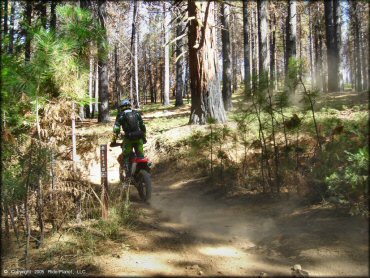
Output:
124,110,144,140
125,110,140,132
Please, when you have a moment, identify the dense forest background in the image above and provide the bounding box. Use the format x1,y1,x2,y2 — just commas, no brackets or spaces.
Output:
1,0,369,275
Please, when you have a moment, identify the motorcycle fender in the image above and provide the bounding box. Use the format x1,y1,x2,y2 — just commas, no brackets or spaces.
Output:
131,162,137,176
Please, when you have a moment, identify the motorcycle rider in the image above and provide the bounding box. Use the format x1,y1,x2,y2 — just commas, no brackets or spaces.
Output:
111,99,147,177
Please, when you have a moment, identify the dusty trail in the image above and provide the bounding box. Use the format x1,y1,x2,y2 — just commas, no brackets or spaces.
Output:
98,163,368,277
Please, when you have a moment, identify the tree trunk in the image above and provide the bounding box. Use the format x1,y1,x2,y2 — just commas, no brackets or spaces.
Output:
163,1,170,106
114,44,120,106
231,9,238,92
50,0,57,31
175,10,184,107
3,0,8,36
257,0,269,86
325,0,339,92
361,30,368,90
286,0,297,76
269,14,276,90
134,8,140,108
80,0,92,9
7,1,14,54
243,1,250,95
36,178,44,248
221,2,232,111
88,56,93,118
352,1,362,92
314,16,323,91
97,0,109,123
93,61,99,117
309,4,314,89
3,204,10,239
334,0,343,91
188,0,226,124
25,1,32,62
36,1,47,29
251,8,257,90
130,0,138,106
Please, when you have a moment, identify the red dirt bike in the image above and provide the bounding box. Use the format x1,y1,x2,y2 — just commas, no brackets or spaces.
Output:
110,141,152,202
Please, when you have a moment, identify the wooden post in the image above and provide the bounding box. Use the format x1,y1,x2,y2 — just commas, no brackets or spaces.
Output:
71,103,77,163
100,144,109,219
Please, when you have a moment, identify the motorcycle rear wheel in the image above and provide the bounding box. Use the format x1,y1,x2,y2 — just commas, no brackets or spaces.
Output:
136,170,152,202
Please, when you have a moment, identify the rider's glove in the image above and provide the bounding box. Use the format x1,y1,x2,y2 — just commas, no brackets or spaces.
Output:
111,133,117,143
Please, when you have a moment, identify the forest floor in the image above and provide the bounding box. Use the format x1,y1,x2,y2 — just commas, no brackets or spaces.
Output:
2,90,368,277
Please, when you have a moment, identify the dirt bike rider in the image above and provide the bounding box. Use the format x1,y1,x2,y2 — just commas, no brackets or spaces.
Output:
111,99,147,177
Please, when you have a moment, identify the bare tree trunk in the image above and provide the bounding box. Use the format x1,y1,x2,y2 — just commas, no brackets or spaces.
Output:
269,14,276,90
8,0,14,54
188,0,226,124
231,9,238,92
175,9,184,107
351,1,362,92
7,205,20,246
325,0,340,92
50,0,57,31
243,1,251,95
221,1,232,111
25,1,32,62
257,0,269,86
88,55,93,118
314,9,323,91
3,204,10,239
163,1,170,106
252,8,257,90
37,176,44,248
24,188,30,267
309,4,314,89
134,7,140,108
97,0,110,123
286,0,297,77
3,0,8,37
361,31,368,90
94,61,99,117
114,44,120,107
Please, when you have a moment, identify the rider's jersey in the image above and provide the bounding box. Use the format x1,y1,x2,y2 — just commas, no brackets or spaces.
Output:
113,109,146,138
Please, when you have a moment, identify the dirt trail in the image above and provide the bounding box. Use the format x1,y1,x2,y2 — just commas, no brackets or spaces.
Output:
95,162,368,277
85,109,368,277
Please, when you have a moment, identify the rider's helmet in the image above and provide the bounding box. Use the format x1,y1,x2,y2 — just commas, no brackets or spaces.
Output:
119,99,131,110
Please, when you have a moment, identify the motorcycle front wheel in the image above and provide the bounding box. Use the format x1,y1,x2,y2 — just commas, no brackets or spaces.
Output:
136,170,152,202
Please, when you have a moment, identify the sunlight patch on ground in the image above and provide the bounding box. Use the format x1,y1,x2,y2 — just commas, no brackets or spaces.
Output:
198,245,240,257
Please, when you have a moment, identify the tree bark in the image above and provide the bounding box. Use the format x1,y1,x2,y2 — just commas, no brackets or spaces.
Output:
175,10,184,107
285,0,297,76
325,0,340,92
36,1,47,29
50,0,57,31
188,0,226,124
3,0,8,36
97,0,110,123
130,0,138,106
257,0,269,86
25,1,32,62
231,9,238,92
221,2,232,111
7,0,14,54
352,1,362,91
243,1,250,95
269,14,276,90
163,1,170,106
309,4,314,89
314,13,323,91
